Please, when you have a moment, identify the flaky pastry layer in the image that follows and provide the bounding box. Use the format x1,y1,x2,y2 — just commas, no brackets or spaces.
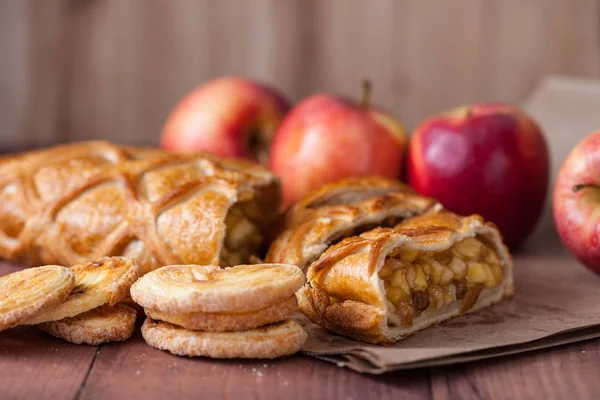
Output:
266,176,438,271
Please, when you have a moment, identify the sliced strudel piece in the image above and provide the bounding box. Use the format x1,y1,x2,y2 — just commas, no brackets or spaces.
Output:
298,209,514,344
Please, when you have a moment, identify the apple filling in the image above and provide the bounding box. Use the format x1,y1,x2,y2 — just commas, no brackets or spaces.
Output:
378,237,503,326
220,201,264,266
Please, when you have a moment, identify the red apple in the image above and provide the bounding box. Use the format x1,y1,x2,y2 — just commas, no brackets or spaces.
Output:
269,82,407,207
161,77,290,164
407,103,549,249
554,131,600,274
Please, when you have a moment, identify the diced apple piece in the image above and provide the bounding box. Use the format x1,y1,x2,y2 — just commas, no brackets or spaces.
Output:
428,259,445,284
226,218,257,250
453,237,483,259
485,249,501,266
435,250,453,264
400,250,419,263
490,263,503,283
440,268,454,286
414,263,429,291
386,287,409,304
386,258,403,270
449,257,467,279
443,285,455,304
390,269,411,295
484,264,497,288
378,264,393,279
421,259,432,275
466,261,488,284
429,285,444,309
379,257,401,278
405,264,416,288
225,206,243,226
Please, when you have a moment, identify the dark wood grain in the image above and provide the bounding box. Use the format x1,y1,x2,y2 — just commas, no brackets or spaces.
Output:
3,261,600,399
78,329,430,400
430,339,600,400
0,327,98,400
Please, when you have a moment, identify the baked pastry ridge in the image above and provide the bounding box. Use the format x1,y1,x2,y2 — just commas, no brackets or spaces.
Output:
266,176,439,272
284,176,417,223
298,209,514,344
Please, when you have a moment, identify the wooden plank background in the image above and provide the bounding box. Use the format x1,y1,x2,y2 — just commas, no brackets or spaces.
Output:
1,0,599,152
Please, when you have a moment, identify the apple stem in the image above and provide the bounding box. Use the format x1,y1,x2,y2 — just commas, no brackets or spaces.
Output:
361,79,372,108
572,183,600,193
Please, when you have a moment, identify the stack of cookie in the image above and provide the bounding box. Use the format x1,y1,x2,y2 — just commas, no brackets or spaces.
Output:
131,264,308,359
0,257,141,345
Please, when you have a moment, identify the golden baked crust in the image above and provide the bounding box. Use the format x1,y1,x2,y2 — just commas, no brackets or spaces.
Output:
285,176,414,223
0,265,75,332
298,209,514,344
141,318,307,359
130,264,305,314
0,141,280,274
145,295,298,332
37,303,137,345
26,257,141,324
266,176,438,271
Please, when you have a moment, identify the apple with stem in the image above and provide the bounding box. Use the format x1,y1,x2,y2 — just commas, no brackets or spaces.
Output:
269,81,407,208
408,103,550,249
161,77,290,165
554,130,600,273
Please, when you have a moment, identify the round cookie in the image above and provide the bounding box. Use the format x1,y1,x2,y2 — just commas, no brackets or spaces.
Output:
141,317,307,359
38,303,137,345
0,265,75,332
145,295,298,332
26,257,141,324
131,264,305,314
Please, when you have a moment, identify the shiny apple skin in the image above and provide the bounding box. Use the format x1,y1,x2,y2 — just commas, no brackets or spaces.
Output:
269,94,407,207
408,103,549,249
161,77,290,163
554,131,600,273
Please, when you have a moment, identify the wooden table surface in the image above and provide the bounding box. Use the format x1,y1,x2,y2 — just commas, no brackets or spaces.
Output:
2,261,600,400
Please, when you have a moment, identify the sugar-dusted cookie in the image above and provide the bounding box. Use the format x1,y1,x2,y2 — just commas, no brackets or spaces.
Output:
0,265,75,332
131,264,304,314
145,295,297,332
38,303,137,345
27,257,141,324
141,318,307,359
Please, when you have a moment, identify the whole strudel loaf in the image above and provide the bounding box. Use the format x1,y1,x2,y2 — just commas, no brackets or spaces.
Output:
0,141,280,273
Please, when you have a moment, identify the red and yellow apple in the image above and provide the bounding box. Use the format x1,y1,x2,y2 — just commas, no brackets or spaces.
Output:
160,77,290,164
407,103,549,249
554,131,600,274
269,83,407,207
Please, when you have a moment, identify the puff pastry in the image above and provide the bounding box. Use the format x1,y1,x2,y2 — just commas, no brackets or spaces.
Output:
298,209,514,344
266,177,438,271
0,141,280,273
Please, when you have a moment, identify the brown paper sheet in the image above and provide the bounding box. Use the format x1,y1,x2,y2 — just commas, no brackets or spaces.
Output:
298,245,600,373
313,325,600,372
297,75,600,374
